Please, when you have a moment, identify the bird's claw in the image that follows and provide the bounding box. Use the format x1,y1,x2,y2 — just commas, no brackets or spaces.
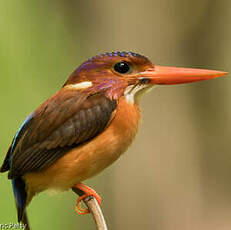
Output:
74,183,102,215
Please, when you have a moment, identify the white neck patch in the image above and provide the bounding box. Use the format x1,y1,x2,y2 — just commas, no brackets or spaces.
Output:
65,81,92,90
124,84,155,104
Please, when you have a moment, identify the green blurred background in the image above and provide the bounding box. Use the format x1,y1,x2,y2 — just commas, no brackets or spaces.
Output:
0,0,230,229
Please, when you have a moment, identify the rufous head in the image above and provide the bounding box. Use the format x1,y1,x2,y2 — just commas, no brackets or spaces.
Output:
63,51,227,103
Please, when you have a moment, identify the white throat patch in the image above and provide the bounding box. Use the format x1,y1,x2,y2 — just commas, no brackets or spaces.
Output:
124,84,155,104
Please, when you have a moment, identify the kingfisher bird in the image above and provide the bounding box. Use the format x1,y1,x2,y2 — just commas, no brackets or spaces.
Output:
0,51,227,226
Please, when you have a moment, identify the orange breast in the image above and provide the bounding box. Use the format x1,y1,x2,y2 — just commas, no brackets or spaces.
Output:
24,96,141,195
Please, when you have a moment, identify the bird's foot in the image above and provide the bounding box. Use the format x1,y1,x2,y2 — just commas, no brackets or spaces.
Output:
73,183,102,215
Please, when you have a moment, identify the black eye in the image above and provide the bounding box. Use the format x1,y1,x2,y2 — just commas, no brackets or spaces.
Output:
113,61,131,74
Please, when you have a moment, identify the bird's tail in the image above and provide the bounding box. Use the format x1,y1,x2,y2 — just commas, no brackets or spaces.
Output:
21,210,31,230
12,177,31,230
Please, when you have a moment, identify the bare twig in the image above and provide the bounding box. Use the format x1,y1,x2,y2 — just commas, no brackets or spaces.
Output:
72,187,108,230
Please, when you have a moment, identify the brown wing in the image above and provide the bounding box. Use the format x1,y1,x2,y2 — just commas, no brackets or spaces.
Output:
6,89,117,179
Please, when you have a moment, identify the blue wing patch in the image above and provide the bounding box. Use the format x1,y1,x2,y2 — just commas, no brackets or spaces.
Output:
0,114,34,221
0,113,34,173
11,113,34,156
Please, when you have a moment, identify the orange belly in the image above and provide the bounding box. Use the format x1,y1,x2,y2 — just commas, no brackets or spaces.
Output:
23,97,141,197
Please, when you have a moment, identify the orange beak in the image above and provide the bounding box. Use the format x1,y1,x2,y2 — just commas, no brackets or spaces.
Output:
140,65,227,85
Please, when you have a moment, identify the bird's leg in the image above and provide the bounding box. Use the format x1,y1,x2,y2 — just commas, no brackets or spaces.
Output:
72,183,102,215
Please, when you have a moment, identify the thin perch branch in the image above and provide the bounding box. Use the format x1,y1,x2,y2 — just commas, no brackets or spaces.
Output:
72,187,108,230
